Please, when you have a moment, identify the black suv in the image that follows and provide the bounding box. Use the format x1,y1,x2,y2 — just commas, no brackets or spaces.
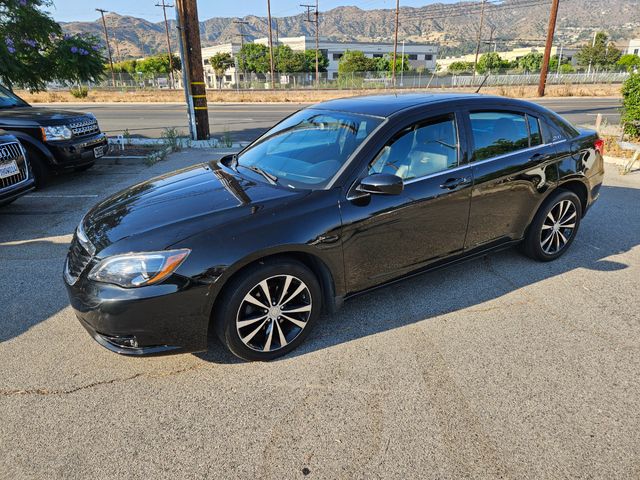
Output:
0,85,108,188
0,130,34,205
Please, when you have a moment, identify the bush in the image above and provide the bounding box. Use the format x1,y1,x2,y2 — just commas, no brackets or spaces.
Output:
621,73,640,138
69,86,88,98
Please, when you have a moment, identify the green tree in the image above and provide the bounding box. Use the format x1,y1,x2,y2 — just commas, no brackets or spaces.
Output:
517,52,543,72
576,32,621,70
558,63,575,74
621,73,640,137
237,43,270,74
476,52,507,74
447,61,474,74
302,49,328,72
0,0,105,90
337,50,377,75
113,59,138,74
136,53,181,77
385,53,410,74
618,54,640,73
209,52,234,88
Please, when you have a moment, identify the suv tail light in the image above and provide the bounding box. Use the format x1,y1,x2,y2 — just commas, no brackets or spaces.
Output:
594,138,604,155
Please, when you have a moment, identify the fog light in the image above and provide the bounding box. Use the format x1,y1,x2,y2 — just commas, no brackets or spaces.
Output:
104,334,139,348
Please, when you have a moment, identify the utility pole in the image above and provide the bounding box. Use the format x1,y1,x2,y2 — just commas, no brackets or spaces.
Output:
537,0,559,97
96,8,116,87
233,20,250,88
266,0,275,89
473,0,486,77
156,0,176,89
400,40,405,87
392,0,399,86
556,42,564,76
301,2,320,87
175,0,209,140
233,20,250,47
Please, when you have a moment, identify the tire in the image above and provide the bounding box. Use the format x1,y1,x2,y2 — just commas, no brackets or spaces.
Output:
74,163,94,173
521,190,582,262
24,146,50,189
214,258,322,361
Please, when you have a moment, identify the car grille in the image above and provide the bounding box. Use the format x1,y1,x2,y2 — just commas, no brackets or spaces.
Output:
64,233,94,285
69,117,100,137
0,142,28,189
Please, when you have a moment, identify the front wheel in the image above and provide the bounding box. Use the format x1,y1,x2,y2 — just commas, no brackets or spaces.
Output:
214,259,322,361
521,190,582,262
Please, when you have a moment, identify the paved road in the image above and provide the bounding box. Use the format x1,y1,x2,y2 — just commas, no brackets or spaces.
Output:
38,96,622,142
1,151,639,478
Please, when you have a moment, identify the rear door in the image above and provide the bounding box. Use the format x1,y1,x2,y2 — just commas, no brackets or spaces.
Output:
463,108,559,249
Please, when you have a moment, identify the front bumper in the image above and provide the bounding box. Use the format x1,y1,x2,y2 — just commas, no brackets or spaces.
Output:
47,133,109,169
0,176,35,205
64,272,212,356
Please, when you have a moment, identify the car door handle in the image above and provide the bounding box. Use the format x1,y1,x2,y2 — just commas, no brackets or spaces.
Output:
528,153,550,163
440,177,468,190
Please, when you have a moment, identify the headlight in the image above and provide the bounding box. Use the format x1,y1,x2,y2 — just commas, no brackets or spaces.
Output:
41,125,73,141
88,249,190,288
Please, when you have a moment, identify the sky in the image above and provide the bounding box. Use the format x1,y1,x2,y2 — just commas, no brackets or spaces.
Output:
49,0,457,23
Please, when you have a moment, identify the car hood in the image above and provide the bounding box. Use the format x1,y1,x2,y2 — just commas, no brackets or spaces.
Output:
0,106,91,127
83,161,302,256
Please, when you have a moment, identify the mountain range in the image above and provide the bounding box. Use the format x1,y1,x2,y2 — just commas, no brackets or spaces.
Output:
60,0,640,59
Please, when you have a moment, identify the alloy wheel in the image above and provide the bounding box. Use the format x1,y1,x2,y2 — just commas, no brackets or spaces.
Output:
540,199,577,255
236,274,312,352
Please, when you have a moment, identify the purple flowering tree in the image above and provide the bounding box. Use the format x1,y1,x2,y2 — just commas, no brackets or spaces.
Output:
0,0,105,91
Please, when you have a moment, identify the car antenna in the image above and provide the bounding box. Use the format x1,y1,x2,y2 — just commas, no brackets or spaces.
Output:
475,74,490,93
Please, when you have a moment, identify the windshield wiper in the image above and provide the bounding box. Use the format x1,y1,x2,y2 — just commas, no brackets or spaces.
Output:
240,164,278,185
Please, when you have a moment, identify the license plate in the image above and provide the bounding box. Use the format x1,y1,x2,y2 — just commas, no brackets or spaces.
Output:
94,145,105,158
0,160,19,179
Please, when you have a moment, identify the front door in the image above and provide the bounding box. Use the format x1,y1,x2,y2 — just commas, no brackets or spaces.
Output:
339,112,473,293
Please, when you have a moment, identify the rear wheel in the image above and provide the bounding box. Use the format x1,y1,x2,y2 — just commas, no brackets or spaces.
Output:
214,259,322,361
522,190,582,262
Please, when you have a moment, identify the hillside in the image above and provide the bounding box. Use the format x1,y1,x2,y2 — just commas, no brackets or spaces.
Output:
60,0,640,59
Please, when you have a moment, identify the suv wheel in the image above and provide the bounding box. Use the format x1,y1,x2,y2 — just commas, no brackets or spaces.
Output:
522,190,582,262
214,259,322,361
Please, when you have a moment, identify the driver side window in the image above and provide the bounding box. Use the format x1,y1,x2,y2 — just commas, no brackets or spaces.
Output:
369,114,459,181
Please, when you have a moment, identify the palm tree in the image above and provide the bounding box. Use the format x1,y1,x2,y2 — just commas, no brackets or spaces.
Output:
210,52,235,89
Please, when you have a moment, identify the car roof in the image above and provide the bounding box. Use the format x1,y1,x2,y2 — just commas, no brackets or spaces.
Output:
309,93,534,118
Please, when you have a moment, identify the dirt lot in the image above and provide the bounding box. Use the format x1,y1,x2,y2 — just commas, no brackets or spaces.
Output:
1,150,639,479
18,83,623,104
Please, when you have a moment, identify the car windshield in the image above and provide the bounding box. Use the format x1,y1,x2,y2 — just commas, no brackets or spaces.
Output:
236,109,382,189
0,85,29,109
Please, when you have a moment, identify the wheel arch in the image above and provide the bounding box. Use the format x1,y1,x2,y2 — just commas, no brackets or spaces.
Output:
556,179,589,217
4,131,55,165
208,248,341,330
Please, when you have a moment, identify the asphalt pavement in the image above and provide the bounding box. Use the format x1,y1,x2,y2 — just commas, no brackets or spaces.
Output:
0,150,639,479
37,96,622,142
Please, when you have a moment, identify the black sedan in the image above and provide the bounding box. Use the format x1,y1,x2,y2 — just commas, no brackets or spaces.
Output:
64,94,604,361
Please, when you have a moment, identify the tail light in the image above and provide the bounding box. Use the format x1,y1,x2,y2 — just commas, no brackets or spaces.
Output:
594,138,604,155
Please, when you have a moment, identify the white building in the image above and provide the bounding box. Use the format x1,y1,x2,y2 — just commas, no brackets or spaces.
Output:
200,36,438,87
201,43,243,88
438,46,578,72
255,36,438,78
626,38,640,56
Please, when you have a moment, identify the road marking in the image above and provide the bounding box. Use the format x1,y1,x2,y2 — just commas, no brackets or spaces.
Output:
26,194,99,198
0,233,73,246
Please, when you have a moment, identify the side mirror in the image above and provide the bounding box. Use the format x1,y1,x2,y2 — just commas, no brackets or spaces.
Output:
356,173,404,195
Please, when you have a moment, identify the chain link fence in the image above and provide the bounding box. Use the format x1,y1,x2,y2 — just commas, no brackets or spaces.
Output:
49,70,631,92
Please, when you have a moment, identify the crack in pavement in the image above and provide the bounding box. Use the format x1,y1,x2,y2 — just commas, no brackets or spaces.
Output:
0,362,206,397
